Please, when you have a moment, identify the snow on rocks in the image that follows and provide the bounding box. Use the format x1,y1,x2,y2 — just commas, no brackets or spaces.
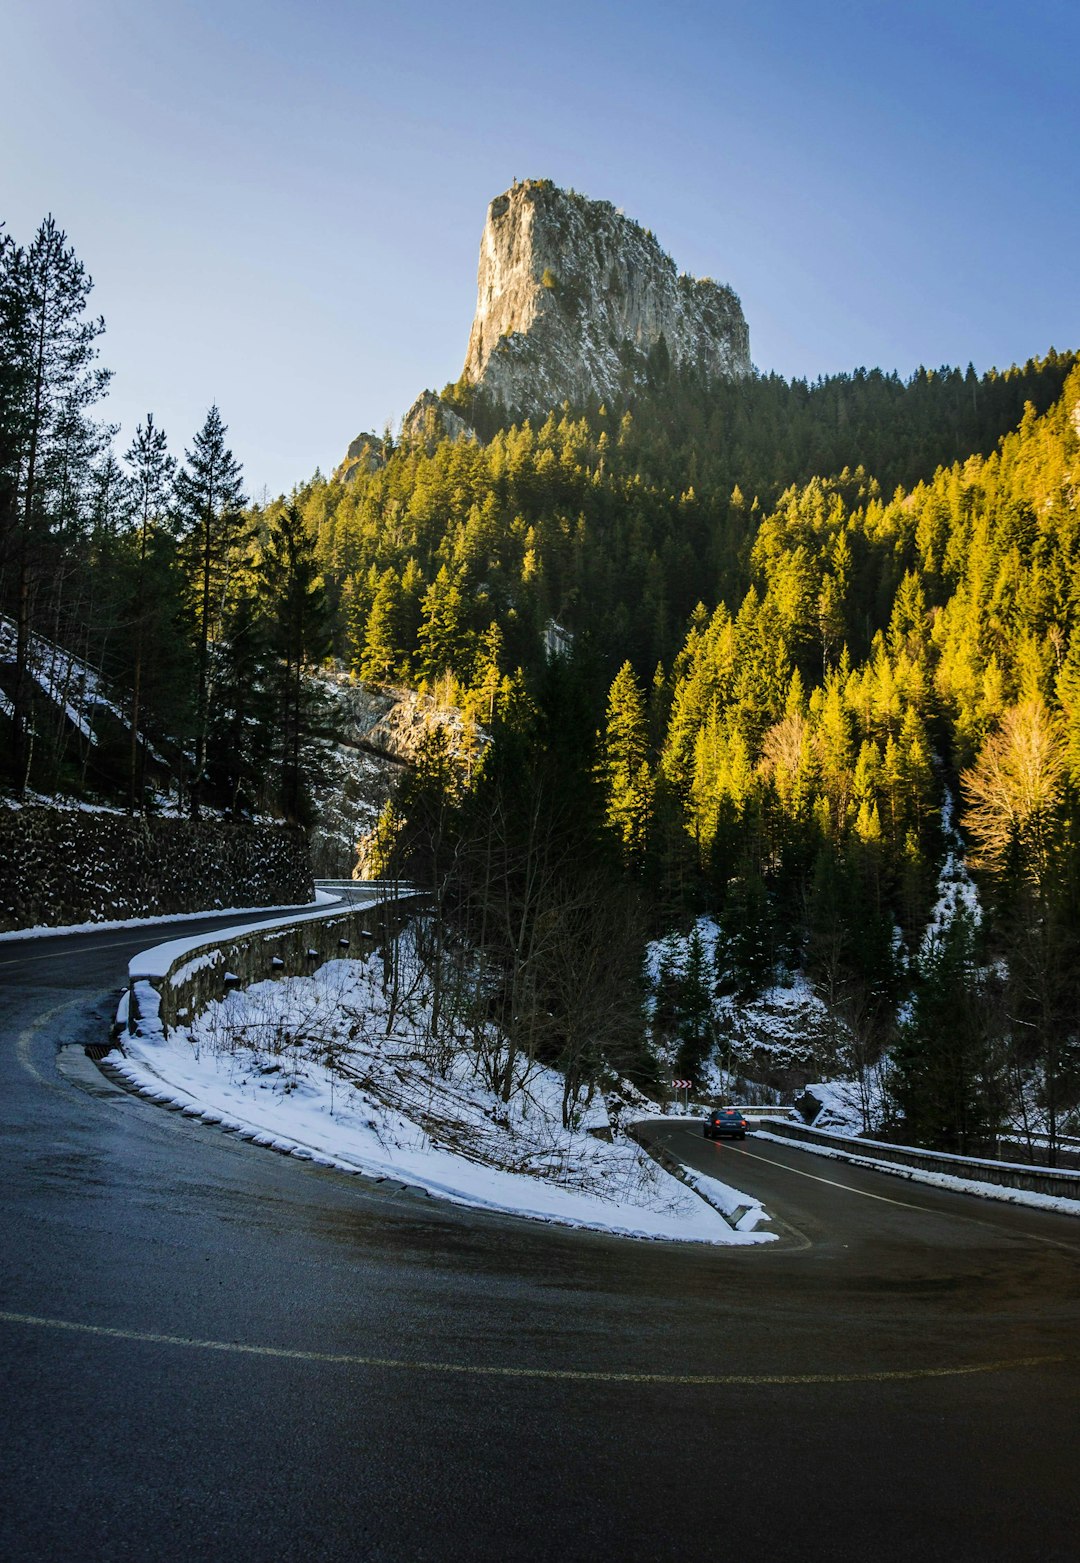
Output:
645,918,830,1095
923,785,981,953
799,1078,888,1135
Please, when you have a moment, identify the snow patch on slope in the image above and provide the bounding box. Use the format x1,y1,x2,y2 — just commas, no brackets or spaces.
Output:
115,947,773,1244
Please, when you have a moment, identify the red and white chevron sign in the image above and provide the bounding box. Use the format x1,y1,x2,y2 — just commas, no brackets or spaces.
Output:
671,1079,692,1089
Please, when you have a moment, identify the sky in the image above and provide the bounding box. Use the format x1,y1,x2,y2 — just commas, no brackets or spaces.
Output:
3,0,1078,498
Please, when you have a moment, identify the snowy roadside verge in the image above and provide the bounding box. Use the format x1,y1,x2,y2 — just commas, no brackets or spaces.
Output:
624,1118,768,1234
754,1130,1080,1219
110,954,775,1246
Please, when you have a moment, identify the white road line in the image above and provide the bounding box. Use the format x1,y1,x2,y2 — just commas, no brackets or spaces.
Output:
0,936,155,967
701,1137,1080,1254
14,997,89,1087
725,1143,935,1211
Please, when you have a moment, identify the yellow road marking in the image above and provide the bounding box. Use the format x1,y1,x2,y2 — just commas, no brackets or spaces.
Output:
0,1308,1063,1386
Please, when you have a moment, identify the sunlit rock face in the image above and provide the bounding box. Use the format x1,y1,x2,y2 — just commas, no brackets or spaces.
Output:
461,178,751,414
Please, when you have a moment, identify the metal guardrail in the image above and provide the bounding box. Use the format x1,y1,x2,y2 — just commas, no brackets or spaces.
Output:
757,1119,1080,1203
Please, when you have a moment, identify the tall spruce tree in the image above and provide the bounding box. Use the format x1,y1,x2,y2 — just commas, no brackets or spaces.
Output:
173,405,245,813
257,501,332,823
600,660,653,865
207,586,274,817
360,567,404,684
674,926,714,1084
891,910,1004,1154
123,414,174,808
0,217,110,791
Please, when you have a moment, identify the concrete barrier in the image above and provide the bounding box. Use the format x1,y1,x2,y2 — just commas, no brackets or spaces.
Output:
314,878,422,903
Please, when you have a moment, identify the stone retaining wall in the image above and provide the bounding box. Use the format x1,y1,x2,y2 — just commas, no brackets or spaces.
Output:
0,805,313,931
127,894,430,1037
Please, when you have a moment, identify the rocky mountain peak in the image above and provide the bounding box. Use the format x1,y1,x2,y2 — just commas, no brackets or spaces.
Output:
460,178,750,415
340,180,752,472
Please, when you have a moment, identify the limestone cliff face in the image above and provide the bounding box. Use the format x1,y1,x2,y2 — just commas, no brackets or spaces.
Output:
461,179,750,413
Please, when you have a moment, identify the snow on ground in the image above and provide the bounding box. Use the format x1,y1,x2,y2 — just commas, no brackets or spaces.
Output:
0,615,165,755
923,785,981,953
753,1130,1080,1219
114,944,773,1244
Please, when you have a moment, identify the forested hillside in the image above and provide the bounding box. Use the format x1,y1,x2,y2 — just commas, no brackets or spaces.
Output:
364,364,1080,1158
604,370,1080,1156
0,218,332,821
304,351,1075,691
3,211,1078,1157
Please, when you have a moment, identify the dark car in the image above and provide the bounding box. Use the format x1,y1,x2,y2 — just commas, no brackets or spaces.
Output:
703,1107,748,1140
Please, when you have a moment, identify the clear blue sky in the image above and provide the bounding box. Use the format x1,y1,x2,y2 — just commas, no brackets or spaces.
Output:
3,0,1077,497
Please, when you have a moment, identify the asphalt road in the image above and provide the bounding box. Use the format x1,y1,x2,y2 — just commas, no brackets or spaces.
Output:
2,915,1079,1562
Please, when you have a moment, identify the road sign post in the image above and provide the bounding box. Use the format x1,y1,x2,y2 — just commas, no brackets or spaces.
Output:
672,1078,693,1113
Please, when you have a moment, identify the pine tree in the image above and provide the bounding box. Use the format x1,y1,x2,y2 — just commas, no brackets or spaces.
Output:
600,660,653,865
467,620,505,724
123,413,174,808
674,927,714,1083
207,586,274,816
360,567,404,684
891,910,1004,1153
717,871,775,998
1055,627,1080,791
416,565,467,683
0,217,110,790
257,500,332,823
173,405,245,813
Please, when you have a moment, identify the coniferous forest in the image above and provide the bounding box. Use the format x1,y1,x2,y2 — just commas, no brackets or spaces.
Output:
4,213,1080,1157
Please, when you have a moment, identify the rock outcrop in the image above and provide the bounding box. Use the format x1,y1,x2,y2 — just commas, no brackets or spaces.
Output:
337,430,390,484
460,179,750,415
399,390,475,450
341,178,751,461
338,397,474,483
307,673,481,875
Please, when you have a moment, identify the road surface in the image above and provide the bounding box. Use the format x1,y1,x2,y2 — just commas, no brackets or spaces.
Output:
2,916,1078,1561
